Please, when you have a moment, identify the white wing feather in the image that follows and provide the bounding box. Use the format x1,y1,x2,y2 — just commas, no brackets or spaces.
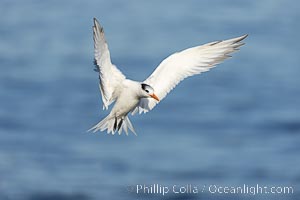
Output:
132,34,248,114
93,18,126,110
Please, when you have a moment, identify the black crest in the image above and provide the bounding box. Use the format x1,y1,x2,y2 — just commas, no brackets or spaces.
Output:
141,83,149,90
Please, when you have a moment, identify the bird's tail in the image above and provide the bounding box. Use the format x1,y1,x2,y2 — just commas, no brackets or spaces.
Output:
88,115,136,135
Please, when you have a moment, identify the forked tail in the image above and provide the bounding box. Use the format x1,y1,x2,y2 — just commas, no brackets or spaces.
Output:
88,115,136,135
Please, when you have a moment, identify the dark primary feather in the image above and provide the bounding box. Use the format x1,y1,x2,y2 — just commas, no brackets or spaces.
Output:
93,59,99,72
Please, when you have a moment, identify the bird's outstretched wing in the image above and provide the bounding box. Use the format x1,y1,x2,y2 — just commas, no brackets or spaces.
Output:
93,18,126,110
132,34,248,114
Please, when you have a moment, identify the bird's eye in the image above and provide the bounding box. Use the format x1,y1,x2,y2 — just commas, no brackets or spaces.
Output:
141,83,153,94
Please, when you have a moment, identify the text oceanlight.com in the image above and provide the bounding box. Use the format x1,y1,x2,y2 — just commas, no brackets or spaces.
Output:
129,184,294,196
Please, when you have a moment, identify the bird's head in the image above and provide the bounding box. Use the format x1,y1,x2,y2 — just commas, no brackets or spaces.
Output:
141,83,159,101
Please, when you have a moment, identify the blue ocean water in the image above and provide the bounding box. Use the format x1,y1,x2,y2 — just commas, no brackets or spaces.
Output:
0,0,299,199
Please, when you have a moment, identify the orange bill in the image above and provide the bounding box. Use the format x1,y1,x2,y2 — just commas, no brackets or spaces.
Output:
150,93,160,101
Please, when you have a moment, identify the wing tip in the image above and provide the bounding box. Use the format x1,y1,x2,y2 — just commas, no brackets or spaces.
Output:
243,34,249,38
93,17,104,33
93,17,99,25
236,34,248,42
209,34,248,46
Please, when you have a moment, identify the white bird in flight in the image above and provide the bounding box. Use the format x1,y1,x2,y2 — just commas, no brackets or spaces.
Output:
89,18,247,135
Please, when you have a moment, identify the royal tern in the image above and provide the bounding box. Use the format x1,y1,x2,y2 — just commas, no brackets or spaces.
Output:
89,18,247,135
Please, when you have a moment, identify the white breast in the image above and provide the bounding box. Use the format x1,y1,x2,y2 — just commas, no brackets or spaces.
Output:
110,80,141,117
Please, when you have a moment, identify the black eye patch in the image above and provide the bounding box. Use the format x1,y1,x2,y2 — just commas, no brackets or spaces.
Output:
141,83,153,93
141,83,148,90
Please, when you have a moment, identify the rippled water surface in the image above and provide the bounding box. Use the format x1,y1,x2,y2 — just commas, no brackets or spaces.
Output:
0,0,300,199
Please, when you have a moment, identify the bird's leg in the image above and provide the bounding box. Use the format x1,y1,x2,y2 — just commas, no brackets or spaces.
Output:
113,117,118,132
117,118,123,131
